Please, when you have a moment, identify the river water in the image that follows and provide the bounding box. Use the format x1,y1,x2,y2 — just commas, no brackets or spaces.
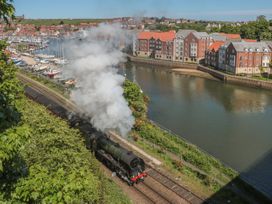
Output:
121,62,272,175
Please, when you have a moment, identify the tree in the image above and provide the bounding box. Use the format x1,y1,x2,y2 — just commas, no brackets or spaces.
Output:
260,31,272,40
0,0,15,23
240,22,257,39
220,24,240,34
257,15,267,22
0,41,22,130
255,16,270,40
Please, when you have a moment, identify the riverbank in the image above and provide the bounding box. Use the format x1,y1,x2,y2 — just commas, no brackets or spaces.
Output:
128,55,197,69
198,65,272,91
128,55,272,91
127,55,217,81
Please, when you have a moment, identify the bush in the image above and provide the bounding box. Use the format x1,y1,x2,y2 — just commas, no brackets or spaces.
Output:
0,97,130,203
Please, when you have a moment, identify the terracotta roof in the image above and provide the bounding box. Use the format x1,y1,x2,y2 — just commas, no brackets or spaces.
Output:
138,30,176,41
219,33,241,40
242,39,257,42
208,41,225,51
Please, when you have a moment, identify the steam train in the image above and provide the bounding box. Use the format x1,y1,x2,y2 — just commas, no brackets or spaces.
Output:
25,86,147,185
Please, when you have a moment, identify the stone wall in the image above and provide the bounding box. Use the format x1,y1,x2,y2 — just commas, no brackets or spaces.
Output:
128,55,197,69
198,65,272,90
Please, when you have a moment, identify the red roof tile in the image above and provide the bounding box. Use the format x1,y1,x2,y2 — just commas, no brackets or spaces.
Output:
138,30,176,42
208,41,225,51
243,39,257,42
219,33,241,40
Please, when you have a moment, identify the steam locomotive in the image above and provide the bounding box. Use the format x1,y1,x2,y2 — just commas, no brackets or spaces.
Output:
70,115,147,185
25,86,147,185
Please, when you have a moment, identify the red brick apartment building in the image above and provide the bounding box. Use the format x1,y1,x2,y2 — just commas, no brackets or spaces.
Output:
135,30,176,60
183,32,212,63
225,42,272,75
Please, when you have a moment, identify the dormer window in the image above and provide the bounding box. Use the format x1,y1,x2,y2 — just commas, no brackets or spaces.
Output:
249,48,253,52
244,48,248,52
256,48,260,52
264,48,268,52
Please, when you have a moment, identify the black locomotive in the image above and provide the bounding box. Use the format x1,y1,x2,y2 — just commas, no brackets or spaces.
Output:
25,86,147,185
90,131,146,185
70,115,147,185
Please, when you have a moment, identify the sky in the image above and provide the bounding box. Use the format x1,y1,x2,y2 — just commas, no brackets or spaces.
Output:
14,0,272,21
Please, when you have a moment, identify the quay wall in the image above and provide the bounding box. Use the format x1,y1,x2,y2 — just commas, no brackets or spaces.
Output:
198,65,272,90
127,55,197,69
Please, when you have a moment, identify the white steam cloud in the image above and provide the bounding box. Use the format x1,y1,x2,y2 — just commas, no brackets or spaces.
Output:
64,24,135,136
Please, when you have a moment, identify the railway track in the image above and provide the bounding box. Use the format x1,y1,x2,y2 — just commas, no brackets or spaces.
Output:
134,182,172,204
18,73,205,204
146,166,203,204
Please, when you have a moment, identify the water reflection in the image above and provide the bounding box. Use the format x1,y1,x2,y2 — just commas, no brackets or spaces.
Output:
204,80,272,113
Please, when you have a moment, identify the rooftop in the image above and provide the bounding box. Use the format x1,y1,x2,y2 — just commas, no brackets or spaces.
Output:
193,31,209,39
231,41,271,52
176,29,194,38
242,39,257,42
138,30,176,41
208,41,225,52
219,33,241,40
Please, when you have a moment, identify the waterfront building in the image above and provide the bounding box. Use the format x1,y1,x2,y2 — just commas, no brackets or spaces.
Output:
134,30,176,61
225,41,272,75
173,30,194,62
205,41,225,68
183,31,212,63
218,42,230,71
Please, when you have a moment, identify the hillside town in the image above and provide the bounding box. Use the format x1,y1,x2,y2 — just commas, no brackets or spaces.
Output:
1,15,272,78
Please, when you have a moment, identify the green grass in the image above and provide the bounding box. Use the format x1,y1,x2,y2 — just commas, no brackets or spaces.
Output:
253,75,272,81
